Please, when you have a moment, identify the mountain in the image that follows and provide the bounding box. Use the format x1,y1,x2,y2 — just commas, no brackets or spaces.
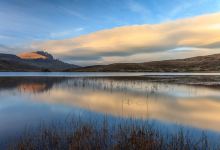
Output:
2,52,220,72
66,53,220,72
0,51,79,72
18,51,54,60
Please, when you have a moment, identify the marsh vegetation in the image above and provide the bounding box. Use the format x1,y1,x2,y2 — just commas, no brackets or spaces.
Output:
8,117,219,150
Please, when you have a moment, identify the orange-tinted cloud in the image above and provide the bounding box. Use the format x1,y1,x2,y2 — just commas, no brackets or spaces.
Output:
31,12,220,65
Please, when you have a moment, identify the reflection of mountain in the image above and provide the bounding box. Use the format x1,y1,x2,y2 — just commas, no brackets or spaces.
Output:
29,78,220,132
1,77,220,132
18,83,47,93
39,89,220,132
0,77,69,93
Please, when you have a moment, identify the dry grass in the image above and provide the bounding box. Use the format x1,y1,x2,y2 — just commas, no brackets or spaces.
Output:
6,117,220,150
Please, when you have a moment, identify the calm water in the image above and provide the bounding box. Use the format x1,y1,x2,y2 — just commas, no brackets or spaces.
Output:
1,72,220,77
0,73,220,145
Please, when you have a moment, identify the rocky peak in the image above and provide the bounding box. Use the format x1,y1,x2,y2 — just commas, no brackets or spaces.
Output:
17,51,54,60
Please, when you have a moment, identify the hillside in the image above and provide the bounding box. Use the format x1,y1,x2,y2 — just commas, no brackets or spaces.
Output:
2,52,220,72
0,51,79,72
18,51,52,60
66,53,220,72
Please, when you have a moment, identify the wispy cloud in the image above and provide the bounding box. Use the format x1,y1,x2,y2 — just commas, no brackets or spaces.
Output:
49,28,84,38
31,12,220,65
167,2,193,19
127,0,149,20
0,44,28,54
0,35,11,39
59,6,88,20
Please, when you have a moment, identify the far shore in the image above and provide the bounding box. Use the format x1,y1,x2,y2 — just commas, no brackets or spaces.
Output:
1,72,220,88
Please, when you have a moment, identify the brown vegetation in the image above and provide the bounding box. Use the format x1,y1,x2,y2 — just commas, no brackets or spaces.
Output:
18,52,48,60
7,118,219,150
67,53,220,72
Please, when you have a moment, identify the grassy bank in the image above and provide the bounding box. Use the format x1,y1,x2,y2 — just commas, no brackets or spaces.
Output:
6,117,220,150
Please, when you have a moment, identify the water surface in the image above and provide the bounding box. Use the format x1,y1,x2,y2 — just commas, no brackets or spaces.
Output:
0,73,220,145
1,72,220,77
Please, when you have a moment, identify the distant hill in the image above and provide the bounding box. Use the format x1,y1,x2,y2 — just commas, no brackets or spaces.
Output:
2,52,220,72
18,51,54,60
66,53,220,72
0,51,79,72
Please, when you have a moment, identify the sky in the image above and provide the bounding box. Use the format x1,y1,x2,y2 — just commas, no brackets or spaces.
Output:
0,0,220,66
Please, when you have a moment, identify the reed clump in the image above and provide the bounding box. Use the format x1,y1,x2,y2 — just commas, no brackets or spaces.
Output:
7,118,219,150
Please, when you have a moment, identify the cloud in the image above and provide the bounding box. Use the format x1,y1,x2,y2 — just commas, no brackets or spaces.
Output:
70,47,219,66
59,6,88,20
0,35,11,39
49,28,84,38
127,0,149,20
0,44,28,54
0,44,11,53
31,12,220,65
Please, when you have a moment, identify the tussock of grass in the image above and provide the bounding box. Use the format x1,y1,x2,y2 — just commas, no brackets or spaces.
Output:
7,117,220,150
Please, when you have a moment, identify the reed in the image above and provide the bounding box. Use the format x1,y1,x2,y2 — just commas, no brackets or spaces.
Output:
7,117,220,150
